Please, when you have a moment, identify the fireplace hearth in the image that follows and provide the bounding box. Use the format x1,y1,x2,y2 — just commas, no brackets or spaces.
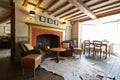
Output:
36,34,60,50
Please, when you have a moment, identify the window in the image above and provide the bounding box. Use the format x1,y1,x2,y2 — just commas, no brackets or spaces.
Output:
81,22,115,43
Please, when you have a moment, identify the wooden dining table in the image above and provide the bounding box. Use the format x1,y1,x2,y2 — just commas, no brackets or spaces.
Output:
90,41,110,59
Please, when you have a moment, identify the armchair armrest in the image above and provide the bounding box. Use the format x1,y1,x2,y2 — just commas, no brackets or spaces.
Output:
23,49,43,56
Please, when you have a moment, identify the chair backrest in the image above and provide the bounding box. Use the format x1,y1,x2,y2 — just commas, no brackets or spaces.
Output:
19,41,29,52
61,41,70,49
93,40,102,48
83,40,91,47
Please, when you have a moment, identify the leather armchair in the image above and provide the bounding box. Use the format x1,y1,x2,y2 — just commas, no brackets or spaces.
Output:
60,40,76,56
19,41,43,57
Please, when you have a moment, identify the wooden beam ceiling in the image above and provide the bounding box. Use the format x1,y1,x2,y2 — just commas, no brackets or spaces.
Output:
21,0,120,22
68,0,96,19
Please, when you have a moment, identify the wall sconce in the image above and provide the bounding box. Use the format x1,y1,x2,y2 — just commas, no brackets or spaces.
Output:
29,10,35,17
61,22,66,24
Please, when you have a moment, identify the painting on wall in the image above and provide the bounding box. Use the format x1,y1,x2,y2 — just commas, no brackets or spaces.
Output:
39,16,46,22
54,20,59,25
47,18,53,24
4,26,10,33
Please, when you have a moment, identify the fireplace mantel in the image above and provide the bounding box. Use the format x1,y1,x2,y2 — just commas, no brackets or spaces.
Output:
27,23,64,47
26,22,65,30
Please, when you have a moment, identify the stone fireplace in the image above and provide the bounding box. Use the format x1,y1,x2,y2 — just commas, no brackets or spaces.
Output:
28,24,64,48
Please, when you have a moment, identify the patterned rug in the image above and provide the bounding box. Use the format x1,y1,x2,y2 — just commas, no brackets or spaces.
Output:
41,57,105,80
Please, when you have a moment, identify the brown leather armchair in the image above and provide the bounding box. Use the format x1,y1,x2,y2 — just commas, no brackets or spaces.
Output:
60,40,76,56
19,41,43,57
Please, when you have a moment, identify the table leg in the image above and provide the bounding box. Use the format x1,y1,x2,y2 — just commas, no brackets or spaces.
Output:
56,51,59,63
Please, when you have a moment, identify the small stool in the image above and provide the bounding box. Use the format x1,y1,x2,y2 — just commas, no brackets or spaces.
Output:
21,54,42,79
73,48,82,58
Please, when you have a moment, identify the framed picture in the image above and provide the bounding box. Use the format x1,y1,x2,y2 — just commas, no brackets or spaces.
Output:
4,26,10,33
54,20,59,25
47,18,53,24
39,16,46,22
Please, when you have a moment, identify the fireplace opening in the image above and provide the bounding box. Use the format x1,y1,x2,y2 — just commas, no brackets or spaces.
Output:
36,34,60,50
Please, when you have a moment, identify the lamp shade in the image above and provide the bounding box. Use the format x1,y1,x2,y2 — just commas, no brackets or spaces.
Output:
29,10,35,17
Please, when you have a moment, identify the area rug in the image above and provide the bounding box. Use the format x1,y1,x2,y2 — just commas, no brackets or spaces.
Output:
41,57,105,80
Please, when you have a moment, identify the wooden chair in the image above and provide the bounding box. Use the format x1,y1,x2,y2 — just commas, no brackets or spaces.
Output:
101,40,110,58
93,40,102,58
83,40,93,55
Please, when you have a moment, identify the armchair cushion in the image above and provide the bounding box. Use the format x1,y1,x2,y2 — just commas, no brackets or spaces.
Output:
62,43,70,49
19,41,43,57
24,43,34,50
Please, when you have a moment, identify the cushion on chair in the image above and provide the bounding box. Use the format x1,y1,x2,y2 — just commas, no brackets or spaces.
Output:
62,43,70,49
24,43,34,50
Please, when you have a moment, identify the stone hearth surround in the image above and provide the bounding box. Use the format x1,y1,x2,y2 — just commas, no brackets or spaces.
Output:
28,24,64,47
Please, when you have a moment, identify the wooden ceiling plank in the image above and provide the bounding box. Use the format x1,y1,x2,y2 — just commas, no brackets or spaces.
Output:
70,17,91,22
22,0,28,7
60,9,79,18
96,9,120,18
58,8,77,18
35,0,44,9
68,0,96,19
66,15,86,21
64,12,83,20
50,2,70,15
0,16,10,24
28,2,36,6
28,2,46,11
88,0,108,7
92,1,120,11
36,0,44,7
83,0,91,3
46,0,60,10
54,6,75,17
94,5,120,13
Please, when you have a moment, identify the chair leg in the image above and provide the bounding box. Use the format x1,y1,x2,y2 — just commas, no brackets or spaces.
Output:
83,48,85,54
89,48,90,56
22,68,25,79
33,69,35,80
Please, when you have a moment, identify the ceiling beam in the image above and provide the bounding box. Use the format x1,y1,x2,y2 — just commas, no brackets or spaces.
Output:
22,0,28,7
88,0,108,8
42,0,60,13
68,0,96,19
0,16,10,24
50,2,70,15
70,17,91,22
64,13,84,20
0,0,11,8
96,9,120,18
59,8,78,18
46,0,59,10
92,1,120,11
94,5,120,13
55,6,75,17
60,9,79,18
35,0,44,9
66,14,86,21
